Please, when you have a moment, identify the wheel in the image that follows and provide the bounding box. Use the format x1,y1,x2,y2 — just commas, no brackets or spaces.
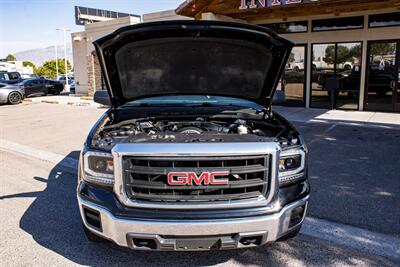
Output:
52,91,60,95
82,224,105,242
8,91,22,105
277,227,301,242
293,66,300,72
343,64,352,71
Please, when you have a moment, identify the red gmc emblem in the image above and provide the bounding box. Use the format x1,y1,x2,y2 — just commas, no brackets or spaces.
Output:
167,171,230,186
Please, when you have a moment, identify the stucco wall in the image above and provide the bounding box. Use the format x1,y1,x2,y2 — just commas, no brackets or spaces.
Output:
143,10,192,22
71,32,88,95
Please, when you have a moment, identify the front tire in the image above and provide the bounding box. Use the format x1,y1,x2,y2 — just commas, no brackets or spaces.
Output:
8,92,22,105
82,224,105,242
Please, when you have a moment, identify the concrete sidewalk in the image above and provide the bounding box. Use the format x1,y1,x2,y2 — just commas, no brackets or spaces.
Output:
273,106,400,127
23,95,102,107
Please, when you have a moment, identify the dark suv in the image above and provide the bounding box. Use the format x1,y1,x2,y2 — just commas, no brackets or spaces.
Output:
0,71,23,84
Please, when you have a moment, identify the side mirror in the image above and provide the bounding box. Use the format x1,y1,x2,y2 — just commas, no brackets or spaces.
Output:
272,90,286,105
94,90,111,106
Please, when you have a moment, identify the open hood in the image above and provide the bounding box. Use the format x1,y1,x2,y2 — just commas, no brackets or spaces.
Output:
94,20,293,108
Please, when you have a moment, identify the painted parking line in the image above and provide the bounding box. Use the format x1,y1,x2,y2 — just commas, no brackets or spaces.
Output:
1,138,399,261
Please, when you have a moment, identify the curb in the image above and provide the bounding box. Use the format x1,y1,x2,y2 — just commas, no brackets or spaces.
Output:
23,97,102,107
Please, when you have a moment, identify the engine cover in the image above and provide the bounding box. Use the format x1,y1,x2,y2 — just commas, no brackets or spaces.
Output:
178,127,203,134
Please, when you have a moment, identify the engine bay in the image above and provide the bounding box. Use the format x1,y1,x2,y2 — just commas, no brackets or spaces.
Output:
91,114,299,150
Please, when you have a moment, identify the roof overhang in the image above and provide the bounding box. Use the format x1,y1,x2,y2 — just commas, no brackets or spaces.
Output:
176,0,400,21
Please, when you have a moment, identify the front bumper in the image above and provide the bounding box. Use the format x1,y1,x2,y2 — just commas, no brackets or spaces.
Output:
78,194,309,250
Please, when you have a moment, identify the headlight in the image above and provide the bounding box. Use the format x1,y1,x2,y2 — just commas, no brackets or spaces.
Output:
82,151,114,185
279,148,306,187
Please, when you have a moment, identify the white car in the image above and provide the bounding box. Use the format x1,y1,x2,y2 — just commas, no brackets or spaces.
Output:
312,59,353,71
287,61,304,72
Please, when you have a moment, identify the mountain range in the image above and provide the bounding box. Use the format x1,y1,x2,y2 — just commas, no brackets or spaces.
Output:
13,45,73,67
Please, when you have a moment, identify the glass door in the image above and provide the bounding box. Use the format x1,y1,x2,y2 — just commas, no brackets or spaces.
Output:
281,45,307,107
310,42,362,110
365,40,399,112
395,44,400,112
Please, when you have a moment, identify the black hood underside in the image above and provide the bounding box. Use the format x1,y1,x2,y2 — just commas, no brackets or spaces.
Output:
94,20,293,108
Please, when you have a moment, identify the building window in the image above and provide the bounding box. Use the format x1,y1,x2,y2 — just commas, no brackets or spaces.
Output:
311,42,362,110
312,16,364,32
369,12,400,28
260,21,308,34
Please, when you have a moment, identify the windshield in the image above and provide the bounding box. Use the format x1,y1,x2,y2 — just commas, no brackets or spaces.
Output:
124,95,264,110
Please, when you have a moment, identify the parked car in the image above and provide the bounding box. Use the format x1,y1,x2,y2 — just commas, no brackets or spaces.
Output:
42,79,64,95
317,62,396,98
78,21,310,251
69,82,76,93
286,61,304,72
312,59,352,71
366,61,398,97
20,78,48,97
0,83,25,105
0,71,23,84
59,75,74,85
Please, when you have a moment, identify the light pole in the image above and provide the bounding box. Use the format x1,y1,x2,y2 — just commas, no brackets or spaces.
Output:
54,45,59,80
56,28,70,92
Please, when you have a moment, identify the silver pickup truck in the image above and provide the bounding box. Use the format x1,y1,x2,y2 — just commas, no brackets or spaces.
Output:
77,20,310,251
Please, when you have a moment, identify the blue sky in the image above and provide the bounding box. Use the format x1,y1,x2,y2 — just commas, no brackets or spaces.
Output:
0,0,183,57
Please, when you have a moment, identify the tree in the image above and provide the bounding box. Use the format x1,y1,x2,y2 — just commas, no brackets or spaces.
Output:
36,59,72,79
23,61,36,70
323,44,363,66
324,45,352,65
370,43,396,58
23,61,37,74
323,45,336,65
6,54,16,61
349,44,362,59
336,45,352,64
288,52,295,63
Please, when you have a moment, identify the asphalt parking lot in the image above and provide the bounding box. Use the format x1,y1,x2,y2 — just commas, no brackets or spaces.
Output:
1,102,399,266
296,121,400,236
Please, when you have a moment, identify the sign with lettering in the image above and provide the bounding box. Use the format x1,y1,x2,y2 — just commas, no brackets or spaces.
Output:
239,0,319,10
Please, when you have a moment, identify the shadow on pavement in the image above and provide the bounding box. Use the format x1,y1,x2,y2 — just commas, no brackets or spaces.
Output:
295,122,400,236
4,152,395,266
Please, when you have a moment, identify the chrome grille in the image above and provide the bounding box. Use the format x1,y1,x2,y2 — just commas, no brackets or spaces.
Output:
122,155,270,202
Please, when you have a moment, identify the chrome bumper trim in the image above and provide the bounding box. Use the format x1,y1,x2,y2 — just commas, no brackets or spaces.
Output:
78,195,309,250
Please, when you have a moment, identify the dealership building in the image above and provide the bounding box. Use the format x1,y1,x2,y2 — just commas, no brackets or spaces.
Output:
72,0,400,113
